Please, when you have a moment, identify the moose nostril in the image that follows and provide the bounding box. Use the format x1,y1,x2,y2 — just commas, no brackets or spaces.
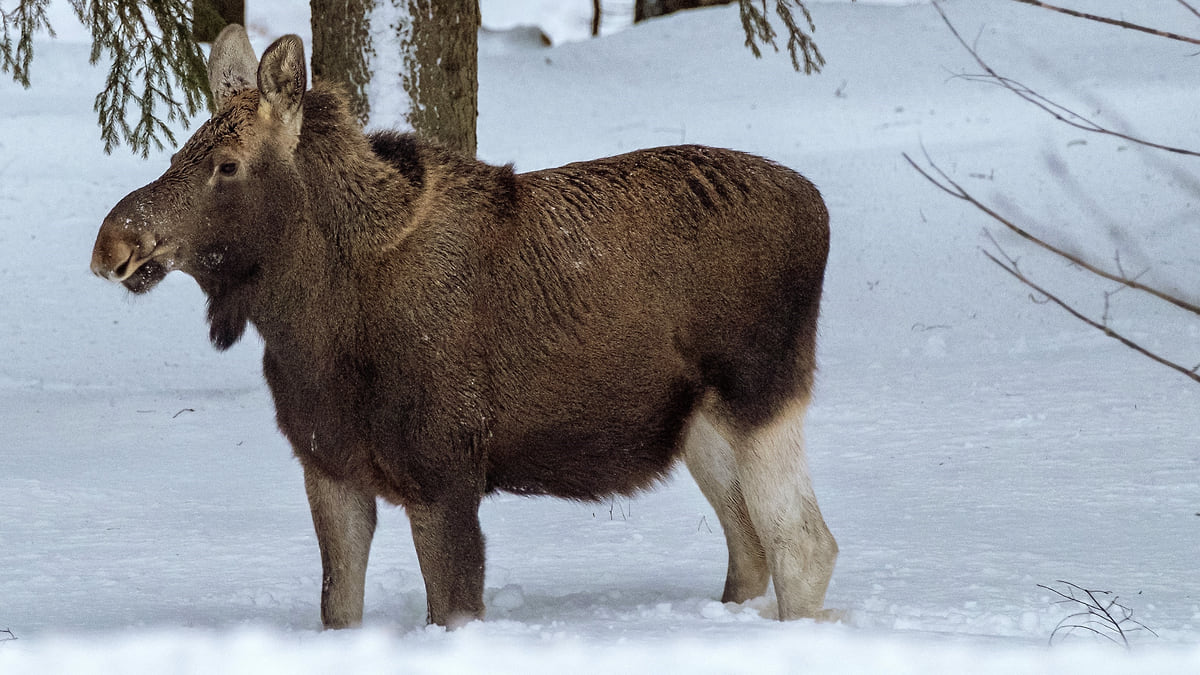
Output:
91,235,139,282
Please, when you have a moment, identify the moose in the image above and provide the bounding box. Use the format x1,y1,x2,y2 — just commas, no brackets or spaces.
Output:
90,25,837,629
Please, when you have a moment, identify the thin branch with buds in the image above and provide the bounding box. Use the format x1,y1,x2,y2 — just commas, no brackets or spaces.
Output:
915,7,1200,386
902,149,1200,318
932,1,1200,158
1179,0,1200,22
1007,0,1200,46
984,240,1200,384
905,149,1200,384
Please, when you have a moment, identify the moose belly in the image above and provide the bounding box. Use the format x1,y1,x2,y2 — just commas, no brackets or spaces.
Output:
484,380,700,500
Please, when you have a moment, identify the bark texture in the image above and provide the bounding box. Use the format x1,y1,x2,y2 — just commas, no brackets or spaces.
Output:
193,0,245,42
310,0,374,126
401,0,479,155
634,0,732,22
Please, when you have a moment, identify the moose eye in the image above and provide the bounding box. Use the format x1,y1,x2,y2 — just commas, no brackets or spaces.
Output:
217,161,239,177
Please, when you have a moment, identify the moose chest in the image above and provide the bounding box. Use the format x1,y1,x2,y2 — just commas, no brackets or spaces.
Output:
262,347,367,474
258,309,493,506
260,346,426,503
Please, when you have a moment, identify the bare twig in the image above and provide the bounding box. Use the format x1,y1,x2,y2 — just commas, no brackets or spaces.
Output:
903,149,1200,318
0,627,15,642
1007,0,1200,46
932,1,1200,158
1179,0,1200,22
919,3,1200,385
984,245,1200,383
609,498,628,521
1039,580,1158,648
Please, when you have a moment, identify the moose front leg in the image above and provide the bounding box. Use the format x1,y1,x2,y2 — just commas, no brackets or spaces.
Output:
303,464,378,629
407,496,486,628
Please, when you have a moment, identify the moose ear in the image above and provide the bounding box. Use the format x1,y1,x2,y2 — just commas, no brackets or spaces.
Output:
207,24,258,112
257,35,307,139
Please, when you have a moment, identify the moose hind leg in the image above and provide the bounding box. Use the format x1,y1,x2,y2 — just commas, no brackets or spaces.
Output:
733,398,837,620
682,412,769,604
304,464,378,629
407,497,486,628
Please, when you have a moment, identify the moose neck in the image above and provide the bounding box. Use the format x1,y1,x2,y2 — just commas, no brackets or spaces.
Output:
229,86,417,362
294,87,418,258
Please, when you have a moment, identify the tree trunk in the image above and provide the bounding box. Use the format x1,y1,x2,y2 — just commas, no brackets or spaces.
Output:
193,0,245,43
634,0,658,22
310,0,374,127
635,0,732,22
309,0,479,155
399,0,479,156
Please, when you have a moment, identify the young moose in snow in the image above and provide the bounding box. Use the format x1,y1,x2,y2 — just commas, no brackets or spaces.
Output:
90,26,837,628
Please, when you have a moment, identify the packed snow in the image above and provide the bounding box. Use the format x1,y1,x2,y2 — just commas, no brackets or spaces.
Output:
2,0,1198,671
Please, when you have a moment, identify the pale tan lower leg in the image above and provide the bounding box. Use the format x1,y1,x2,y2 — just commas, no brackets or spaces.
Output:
728,400,837,620
682,412,769,603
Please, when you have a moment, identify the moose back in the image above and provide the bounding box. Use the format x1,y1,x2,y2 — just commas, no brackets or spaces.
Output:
90,25,837,628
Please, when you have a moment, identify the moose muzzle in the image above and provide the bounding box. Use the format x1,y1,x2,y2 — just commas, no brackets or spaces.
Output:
90,191,180,293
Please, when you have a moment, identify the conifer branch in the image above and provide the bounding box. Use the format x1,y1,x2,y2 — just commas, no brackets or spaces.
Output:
0,0,54,87
738,0,826,74
1,0,210,156
72,0,210,156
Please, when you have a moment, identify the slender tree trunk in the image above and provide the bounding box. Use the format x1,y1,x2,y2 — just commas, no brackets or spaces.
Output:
310,0,374,127
399,0,479,155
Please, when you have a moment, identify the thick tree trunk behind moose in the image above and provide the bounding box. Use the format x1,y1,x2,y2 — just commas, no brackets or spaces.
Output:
310,0,374,126
309,0,479,154
400,0,480,156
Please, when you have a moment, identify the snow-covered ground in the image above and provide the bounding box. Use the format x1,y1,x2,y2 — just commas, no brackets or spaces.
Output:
2,0,1199,671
